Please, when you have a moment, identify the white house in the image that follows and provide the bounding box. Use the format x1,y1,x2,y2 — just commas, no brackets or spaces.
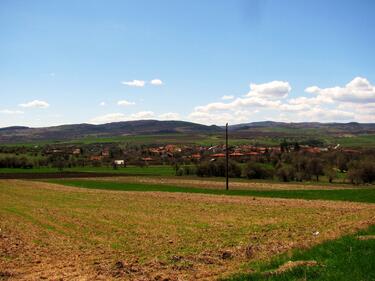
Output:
113,160,125,166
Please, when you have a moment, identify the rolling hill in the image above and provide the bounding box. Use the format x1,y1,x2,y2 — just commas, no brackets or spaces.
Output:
1,120,375,144
0,120,222,143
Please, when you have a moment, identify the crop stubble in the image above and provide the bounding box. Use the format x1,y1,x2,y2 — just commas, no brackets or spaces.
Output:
0,180,374,280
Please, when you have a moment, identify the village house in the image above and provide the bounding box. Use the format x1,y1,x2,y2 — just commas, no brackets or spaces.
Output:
113,159,125,166
149,148,161,155
191,153,201,160
101,148,110,157
229,152,244,157
165,144,182,153
90,155,103,161
302,147,321,154
211,153,226,158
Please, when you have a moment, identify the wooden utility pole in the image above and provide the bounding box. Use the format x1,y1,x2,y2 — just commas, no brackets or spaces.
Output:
226,123,229,190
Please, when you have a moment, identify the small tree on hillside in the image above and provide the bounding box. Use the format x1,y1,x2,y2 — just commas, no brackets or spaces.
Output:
307,158,324,181
324,165,337,183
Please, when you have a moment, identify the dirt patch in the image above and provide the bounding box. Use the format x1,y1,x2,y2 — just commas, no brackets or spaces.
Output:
87,176,358,191
0,270,12,280
265,260,320,276
1,180,374,280
357,235,375,240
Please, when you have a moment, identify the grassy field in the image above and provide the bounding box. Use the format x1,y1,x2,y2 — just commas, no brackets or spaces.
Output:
336,134,375,148
0,133,254,146
70,165,176,176
2,132,375,147
80,174,366,190
0,165,176,176
49,179,375,203
224,225,375,281
1,180,374,280
0,165,358,187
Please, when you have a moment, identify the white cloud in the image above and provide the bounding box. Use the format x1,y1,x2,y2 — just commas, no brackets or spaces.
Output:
305,86,320,94
94,77,374,126
121,80,145,87
305,77,375,103
90,111,156,124
90,113,127,124
117,100,135,106
189,111,252,125
159,112,180,120
150,79,163,86
188,77,375,125
194,96,281,113
19,100,50,109
221,95,234,100
130,111,155,119
247,80,291,99
99,102,106,106
354,113,375,123
188,80,290,125
0,109,24,115
339,102,375,113
298,108,355,122
93,111,178,122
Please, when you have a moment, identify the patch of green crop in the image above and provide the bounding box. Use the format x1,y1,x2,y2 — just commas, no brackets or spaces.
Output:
46,180,375,203
0,165,176,176
336,134,375,148
223,225,375,281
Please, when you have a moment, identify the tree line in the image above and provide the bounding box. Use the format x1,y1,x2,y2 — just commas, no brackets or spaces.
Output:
177,150,375,185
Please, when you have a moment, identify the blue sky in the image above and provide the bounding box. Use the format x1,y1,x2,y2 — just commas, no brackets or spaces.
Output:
1,0,375,127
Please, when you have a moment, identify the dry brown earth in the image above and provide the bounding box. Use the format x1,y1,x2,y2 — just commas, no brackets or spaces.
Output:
87,176,358,190
0,180,374,280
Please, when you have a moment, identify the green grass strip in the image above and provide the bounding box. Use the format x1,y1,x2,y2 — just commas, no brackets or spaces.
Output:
223,225,375,281
46,180,375,203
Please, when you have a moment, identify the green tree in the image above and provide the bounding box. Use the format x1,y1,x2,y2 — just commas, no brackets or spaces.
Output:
324,165,337,183
307,158,324,181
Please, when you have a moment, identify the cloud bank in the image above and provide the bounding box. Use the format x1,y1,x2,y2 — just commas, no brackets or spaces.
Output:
90,111,180,124
188,77,375,125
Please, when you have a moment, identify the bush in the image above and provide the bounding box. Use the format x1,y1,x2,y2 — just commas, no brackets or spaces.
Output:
176,167,184,176
276,164,295,182
175,165,196,176
324,165,337,183
196,159,241,178
228,161,242,178
307,157,324,181
243,162,274,179
348,160,375,184
183,165,196,176
0,156,34,169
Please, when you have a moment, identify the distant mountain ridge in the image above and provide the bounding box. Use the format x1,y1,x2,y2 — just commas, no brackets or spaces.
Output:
0,120,222,143
0,120,375,143
228,121,375,133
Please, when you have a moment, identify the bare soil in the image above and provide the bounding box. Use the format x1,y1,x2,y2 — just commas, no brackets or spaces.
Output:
88,176,359,190
1,180,374,280
265,260,319,276
357,235,375,240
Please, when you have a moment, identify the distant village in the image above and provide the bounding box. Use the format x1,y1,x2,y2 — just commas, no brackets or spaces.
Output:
35,142,360,167
0,139,373,184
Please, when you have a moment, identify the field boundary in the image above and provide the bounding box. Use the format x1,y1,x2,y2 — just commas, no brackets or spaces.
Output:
0,172,132,179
